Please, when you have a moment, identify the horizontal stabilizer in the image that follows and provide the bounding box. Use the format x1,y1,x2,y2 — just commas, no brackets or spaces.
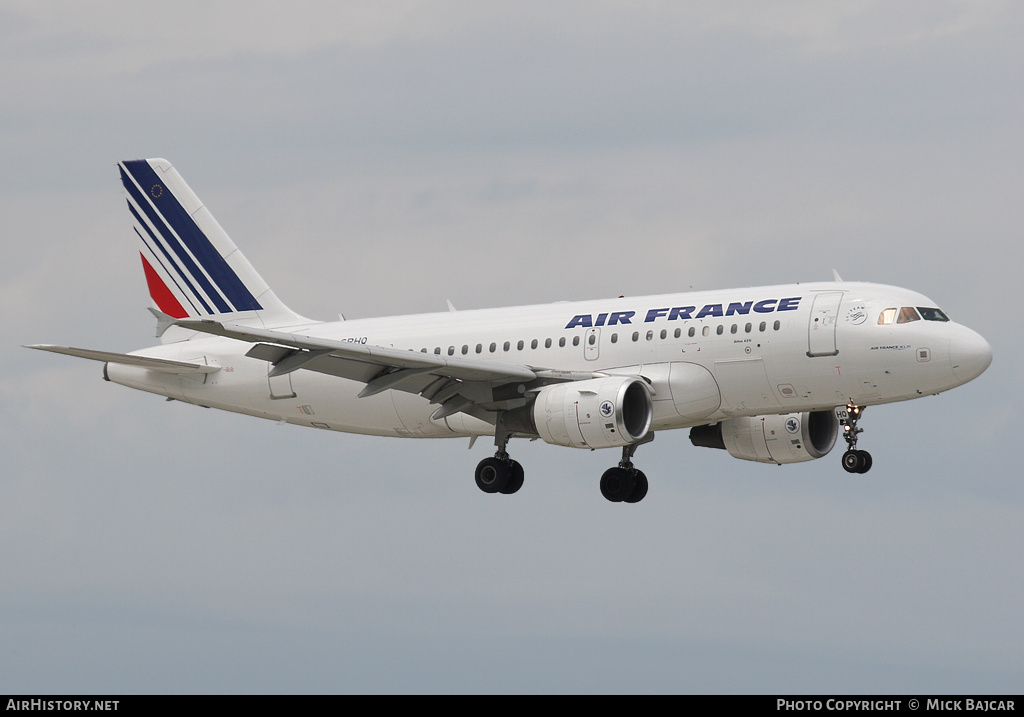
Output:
25,344,220,375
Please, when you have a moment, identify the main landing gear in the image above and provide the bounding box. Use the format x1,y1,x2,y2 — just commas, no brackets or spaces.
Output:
840,400,873,474
599,434,654,504
474,425,524,495
473,425,654,503
474,453,524,494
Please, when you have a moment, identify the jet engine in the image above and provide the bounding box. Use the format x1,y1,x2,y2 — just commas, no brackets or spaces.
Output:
531,376,653,449
689,410,839,465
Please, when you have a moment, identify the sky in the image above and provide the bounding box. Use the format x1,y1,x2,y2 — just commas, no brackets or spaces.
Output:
1,0,1022,694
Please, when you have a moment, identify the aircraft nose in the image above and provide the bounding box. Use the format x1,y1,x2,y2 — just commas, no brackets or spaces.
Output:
950,325,992,383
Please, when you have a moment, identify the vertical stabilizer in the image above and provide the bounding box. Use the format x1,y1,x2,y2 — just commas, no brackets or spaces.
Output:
118,158,308,333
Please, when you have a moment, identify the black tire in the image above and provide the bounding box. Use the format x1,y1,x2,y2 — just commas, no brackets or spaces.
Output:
842,450,861,473
855,450,873,474
475,457,510,494
624,470,648,503
600,467,636,502
500,460,525,494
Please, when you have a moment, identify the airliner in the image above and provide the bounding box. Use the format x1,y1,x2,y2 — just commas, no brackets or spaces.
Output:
28,159,993,503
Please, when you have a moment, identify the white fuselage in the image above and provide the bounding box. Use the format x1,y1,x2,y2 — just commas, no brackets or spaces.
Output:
105,281,991,444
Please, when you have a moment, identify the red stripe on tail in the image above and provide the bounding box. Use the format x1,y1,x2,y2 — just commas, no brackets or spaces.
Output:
140,253,188,319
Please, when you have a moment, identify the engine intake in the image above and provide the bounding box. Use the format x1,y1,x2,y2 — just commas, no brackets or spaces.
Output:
689,410,839,464
531,376,653,449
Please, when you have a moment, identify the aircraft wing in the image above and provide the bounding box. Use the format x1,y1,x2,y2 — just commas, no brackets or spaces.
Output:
25,344,220,375
175,319,549,420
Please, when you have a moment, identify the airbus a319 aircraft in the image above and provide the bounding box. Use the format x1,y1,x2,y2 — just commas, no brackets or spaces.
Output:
29,159,992,503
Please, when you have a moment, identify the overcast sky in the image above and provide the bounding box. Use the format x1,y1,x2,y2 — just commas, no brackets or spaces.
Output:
2,1,1021,694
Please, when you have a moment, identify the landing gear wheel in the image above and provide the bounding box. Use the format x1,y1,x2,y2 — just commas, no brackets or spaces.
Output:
624,470,648,503
842,449,872,474
855,450,872,474
500,460,525,494
475,457,510,494
600,467,636,503
842,450,861,473
601,437,655,503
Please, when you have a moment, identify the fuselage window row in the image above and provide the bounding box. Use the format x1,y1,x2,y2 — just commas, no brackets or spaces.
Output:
418,319,782,355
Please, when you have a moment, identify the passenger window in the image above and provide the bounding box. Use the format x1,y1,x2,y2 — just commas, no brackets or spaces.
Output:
503,341,510,352
588,334,596,345
531,339,538,349
461,345,468,355
517,340,524,350
897,307,921,324
702,326,710,337
745,323,752,333
716,325,724,335
689,327,696,337
773,320,780,330
573,336,580,347
674,328,681,339
730,324,737,334
660,329,667,340
759,321,766,332
632,332,639,342
610,333,618,344
434,347,441,355
448,346,455,356
559,337,566,347
489,342,496,353
545,338,552,348
878,308,897,325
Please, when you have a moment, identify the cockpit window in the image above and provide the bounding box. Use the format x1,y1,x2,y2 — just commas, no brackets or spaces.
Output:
897,306,921,324
879,306,933,325
918,307,950,322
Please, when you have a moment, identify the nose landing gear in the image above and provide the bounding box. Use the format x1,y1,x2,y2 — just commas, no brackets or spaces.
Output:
840,401,872,474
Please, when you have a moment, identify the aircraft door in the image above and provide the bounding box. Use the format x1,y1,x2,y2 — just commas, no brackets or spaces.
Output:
584,328,600,361
807,291,843,357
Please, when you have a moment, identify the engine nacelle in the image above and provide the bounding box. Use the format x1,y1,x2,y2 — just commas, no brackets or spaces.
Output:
532,376,653,449
689,410,839,465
